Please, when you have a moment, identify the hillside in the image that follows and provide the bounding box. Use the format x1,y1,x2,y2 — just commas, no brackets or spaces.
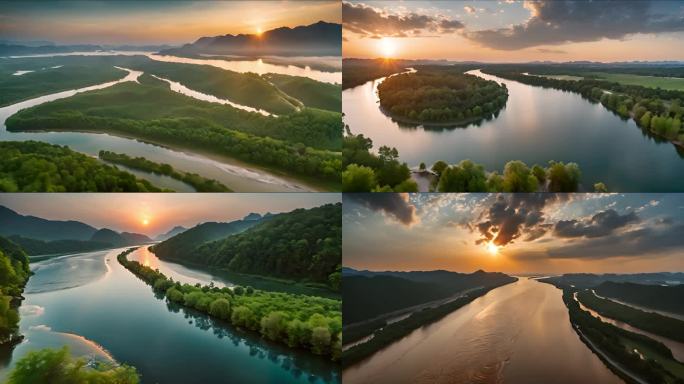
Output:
160,21,341,57
150,216,261,261
154,226,187,242
264,73,341,112
90,229,152,247
7,236,112,256
543,273,684,289
343,269,517,324
0,205,96,241
595,281,684,315
190,203,341,286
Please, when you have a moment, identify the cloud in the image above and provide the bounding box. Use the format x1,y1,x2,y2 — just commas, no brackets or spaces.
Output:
537,48,567,54
343,1,463,38
465,0,684,50
473,194,560,246
464,5,477,14
554,209,640,238
548,223,684,259
346,193,419,226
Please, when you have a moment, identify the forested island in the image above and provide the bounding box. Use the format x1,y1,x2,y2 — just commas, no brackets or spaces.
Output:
118,248,342,360
98,151,231,192
378,68,508,126
541,279,684,384
0,141,164,192
342,133,603,192
481,67,684,149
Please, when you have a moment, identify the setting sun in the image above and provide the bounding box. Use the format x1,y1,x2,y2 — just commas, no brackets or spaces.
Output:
256,27,263,36
141,217,150,226
486,242,499,256
379,37,396,58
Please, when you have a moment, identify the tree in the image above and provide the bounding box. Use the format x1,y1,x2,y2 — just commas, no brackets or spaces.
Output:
260,311,287,341
209,298,231,320
593,182,608,193
166,287,184,303
311,326,331,355
547,161,581,192
640,111,652,128
437,160,487,192
532,164,546,185
419,162,426,171
431,161,448,177
342,165,377,192
502,161,537,192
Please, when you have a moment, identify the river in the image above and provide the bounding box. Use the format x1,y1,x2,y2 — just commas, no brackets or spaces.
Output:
343,278,622,384
0,247,340,384
342,69,684,192
0,63,319,192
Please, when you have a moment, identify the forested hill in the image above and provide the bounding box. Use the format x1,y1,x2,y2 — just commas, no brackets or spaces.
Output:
595,281,684,315
0,236,30,346
0,205,96,241
150,217,263,261
157,203,342,288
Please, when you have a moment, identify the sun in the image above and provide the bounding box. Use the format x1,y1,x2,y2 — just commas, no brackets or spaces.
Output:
256,27,263,36
486,242,499,256
141,217,150,226
379,37,397,58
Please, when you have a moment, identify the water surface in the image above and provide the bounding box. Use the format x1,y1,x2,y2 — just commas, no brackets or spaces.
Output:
343,69,684,191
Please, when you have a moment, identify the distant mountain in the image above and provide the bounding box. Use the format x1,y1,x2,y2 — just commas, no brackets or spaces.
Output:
90,228,152,247
8,235,112,256
151,219,261,261
0,205,96,241
595,281,684,315
343,268,517,324
190,203,341,285
242,212,263,221
543,273,684,289
154,226,187,241
0,43,173,56
159,21,341,57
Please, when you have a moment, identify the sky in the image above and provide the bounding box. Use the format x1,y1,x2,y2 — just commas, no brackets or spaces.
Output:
343,0,684,62
0,1,341,45
344,193,684,274
0,193,340,237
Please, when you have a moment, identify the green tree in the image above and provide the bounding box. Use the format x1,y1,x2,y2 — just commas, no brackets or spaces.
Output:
502,161,537,192
593,182,608,193
311,326,332,355
342,164,377,192
209,298,231,320
437,160,487,192
431,161,448,177
261,311,287,341
547,161,581,192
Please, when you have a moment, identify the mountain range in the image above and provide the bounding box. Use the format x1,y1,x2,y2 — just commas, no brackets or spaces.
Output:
159,21,341,57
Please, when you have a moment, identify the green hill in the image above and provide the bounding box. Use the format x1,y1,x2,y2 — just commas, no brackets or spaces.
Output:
8,236,112,256
264,73,341,112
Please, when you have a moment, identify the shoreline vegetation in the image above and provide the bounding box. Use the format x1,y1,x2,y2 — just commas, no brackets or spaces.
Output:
0,237,30,353
540,279,684,384
342,133,604,192
377,68,508,126
341,58,407,90
98,151,231,192
0,141,165,192
117,248,342,361
342,279,517,368
481,68,684,151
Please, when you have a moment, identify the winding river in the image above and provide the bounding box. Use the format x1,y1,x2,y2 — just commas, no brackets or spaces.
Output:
343,69,684,192
1,52,344,192
343,278,622,384
0,247,340,384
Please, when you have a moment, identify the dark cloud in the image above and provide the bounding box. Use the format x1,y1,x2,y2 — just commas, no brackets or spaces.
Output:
474,194,560,246
554,209,639,238
343,1,463,38
548,224,684,259
346,193,419,226
465,0,684,50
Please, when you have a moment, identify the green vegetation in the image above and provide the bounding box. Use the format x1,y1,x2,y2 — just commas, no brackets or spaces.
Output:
7,235,111,256
0,237,30,348
160,204,342,289
264,73,341,112
342,58,407,89
0,62,125,107
6,75,342,187
543,280,684,384
342,283,514,368
118,248,342,360
342,133,594,192
541,72,684,91
577,290,684,342
378,68,508,125
98,151,231,192
0,141,162,192
596,281,684,315
482,67,684,147
5,347,139,384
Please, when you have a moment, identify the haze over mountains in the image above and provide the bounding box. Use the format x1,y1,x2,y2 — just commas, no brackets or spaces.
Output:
160,21,342,57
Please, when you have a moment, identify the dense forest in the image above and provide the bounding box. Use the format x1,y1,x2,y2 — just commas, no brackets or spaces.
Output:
577,290,684,342
342,133,598,192
595,281,684,315
378,68,508,125
99,151,231,192
264,73,341,112
118,248,342,360
342,58,407,89
0,141,162,192
0,237,30,349
6,76,342,187
183,203,342,289
482,68,684,147
7,235,111,256
4,347,139,384
548,282,684,384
